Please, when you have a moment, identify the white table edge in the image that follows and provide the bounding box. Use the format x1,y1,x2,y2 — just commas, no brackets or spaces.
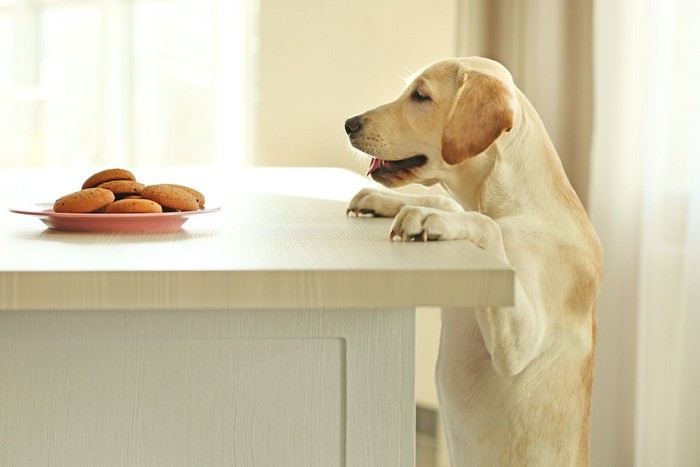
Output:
0,268,515,310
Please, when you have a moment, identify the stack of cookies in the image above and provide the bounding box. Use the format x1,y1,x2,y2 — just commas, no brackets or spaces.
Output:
53,168,206,214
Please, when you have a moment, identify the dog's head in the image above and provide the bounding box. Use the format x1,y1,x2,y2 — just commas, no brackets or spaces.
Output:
345,57,517,188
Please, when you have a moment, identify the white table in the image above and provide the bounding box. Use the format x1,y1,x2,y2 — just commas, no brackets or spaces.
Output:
0,167,514,467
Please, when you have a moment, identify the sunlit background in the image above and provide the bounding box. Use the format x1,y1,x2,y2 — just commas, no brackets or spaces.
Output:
0,0,249,168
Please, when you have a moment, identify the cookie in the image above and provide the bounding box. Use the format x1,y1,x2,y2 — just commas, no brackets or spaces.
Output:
161,184,205,208
104,198,163,214
97,180,145,197
82,168,136,189
54,188,116,213
140,184,199,212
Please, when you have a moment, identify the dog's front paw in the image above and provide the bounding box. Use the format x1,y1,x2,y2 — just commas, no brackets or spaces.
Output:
346,188,407,218
389,208,506,258
390,206,460,241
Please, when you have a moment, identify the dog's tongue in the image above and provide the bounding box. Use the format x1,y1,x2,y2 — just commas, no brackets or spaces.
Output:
367,158,382,176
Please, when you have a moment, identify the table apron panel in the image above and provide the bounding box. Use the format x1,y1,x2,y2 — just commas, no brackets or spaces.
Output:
0,308,416,467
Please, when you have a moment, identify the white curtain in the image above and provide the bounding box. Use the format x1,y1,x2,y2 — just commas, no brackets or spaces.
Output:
589,0,700,465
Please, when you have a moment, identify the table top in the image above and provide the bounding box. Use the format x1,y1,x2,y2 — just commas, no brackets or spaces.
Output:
0,167,514,310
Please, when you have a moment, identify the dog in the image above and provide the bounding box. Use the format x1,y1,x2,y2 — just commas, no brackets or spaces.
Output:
344,57,603,466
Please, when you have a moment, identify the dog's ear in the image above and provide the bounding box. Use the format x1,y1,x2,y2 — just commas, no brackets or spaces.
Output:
441,72,515,165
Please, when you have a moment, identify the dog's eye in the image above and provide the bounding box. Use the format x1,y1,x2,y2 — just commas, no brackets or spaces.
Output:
411,90,431,102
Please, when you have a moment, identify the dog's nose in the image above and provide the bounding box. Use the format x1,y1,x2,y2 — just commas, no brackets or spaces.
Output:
344,115,363,136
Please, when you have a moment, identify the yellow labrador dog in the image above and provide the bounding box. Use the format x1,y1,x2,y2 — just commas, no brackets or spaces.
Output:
345,57,603,466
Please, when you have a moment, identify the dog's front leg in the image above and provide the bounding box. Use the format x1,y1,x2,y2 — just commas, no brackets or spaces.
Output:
346,188,463,218
475,286,544,376
393,206,545,375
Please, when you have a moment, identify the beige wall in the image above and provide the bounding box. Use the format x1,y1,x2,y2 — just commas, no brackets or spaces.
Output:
254,0,458,173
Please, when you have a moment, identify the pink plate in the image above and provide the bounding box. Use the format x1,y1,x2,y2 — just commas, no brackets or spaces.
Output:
9,203,221,232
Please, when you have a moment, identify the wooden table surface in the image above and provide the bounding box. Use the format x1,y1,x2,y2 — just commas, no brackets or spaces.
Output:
0,166,515,467
0,167,514,311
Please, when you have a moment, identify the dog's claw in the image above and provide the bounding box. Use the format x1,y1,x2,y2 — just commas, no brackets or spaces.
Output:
346,207,378,217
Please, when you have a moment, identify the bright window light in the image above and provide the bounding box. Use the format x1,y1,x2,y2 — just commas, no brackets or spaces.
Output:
0,0,250,169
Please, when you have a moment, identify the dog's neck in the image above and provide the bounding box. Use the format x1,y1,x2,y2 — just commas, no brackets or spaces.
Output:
440,89,583,221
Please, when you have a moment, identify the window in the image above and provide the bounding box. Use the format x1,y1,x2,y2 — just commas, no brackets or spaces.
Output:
0,0,250,169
